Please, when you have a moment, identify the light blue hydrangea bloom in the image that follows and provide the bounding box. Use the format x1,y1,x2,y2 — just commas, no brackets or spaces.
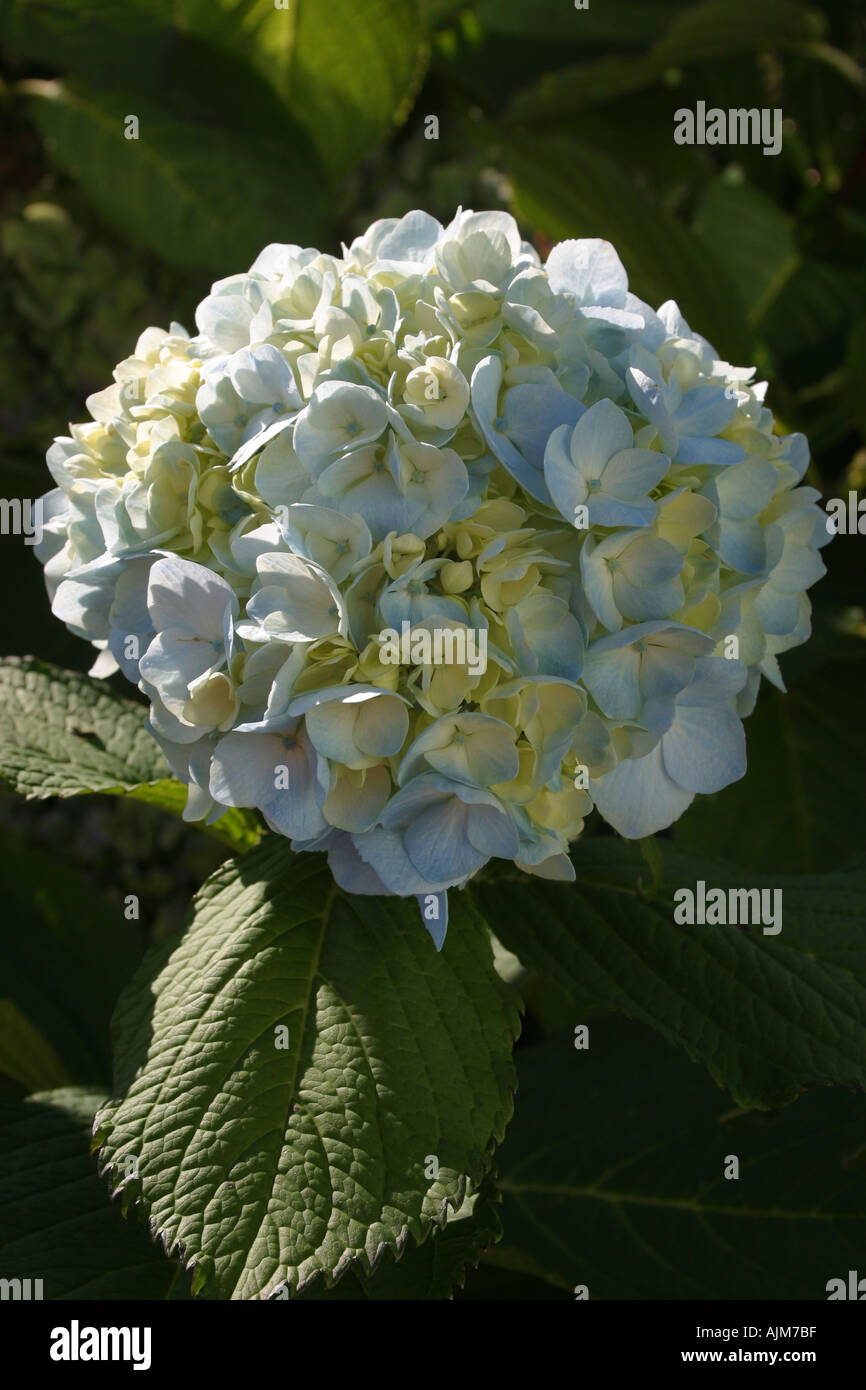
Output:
37,211,830,948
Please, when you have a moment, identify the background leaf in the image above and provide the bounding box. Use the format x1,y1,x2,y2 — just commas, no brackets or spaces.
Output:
763,259,864,380
0,658,260,849
473,840,866,1109
505,0,855,123
0,1003,74,1093
475,0,679,45
0,1086,182,1299
0,832,145,1091
487,1019,866,1299
25,79,331,273
180,0,428,177
692,177,801,324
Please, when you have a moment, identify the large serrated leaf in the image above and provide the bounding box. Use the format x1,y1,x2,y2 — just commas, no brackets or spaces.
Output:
490,1020,866,1299
473,841,866,1109
0,658,260,849
296,1173,502,1300
94,839,520,1299
0,1087,181,1299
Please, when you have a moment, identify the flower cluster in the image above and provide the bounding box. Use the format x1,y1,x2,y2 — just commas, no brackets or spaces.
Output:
37,209,828,943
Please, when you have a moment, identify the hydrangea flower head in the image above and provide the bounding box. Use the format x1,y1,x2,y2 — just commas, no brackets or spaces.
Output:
37,211,829,946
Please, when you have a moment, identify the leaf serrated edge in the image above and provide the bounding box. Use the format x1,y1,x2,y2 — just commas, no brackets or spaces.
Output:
91,853,521,1300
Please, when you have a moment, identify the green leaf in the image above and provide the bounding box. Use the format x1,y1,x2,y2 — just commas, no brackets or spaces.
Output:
2,0,337,150
0,658,261,850
674,658,866,873
0,656,164,792
297,1174,502,1299
693,178,800,324
8,0,427,182
0,1003,74,1092
180,0,428,177
25,78,331,274
843,318,866,435
475,0,679,45
0,833,145,1090
94,838,520,1299
651,0,828,66
507,133,751,361
493,1020,866,1298
123,780,261,852
0,1087,181,1299
472,840,866,1109
506,0,856,124
456,1259,571,1300
1,0,177,81
762,259,863,368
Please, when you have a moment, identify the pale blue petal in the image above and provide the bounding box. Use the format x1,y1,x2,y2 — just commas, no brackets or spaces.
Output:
590,495,658,528
543,421,587,521
582,642,642,719
602,446,669,499
579,539,621,632
465,804,520,859
502,382,583,478
715,517,767,574
147,556,236,639
404,800,488,881
416,892,449,951
710,458,777,520
327,833,391,895
639,645,698,701
544,238,628,306
209,729,286,808
754,586,807,636
684,655,748,704
569,397,633,471
592,743,694,837
661,704,746,794
673,384,736,437
621,536,683,588
674,436,745,466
